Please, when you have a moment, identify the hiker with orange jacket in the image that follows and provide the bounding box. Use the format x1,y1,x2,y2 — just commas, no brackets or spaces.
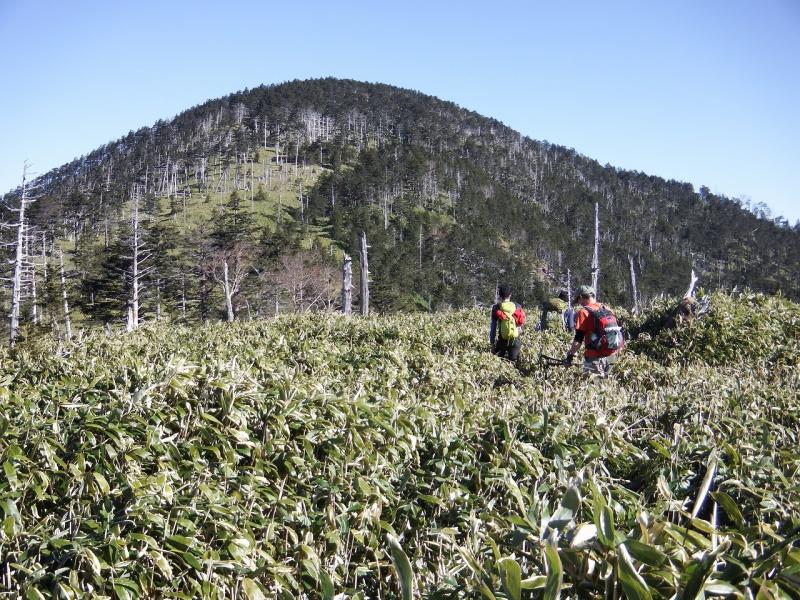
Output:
490,284,526,362
565,285,624,377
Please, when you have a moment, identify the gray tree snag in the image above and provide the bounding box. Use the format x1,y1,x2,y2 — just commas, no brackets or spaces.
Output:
222,259,234,322
566,267,572,305
30,262,38,325
208,244,250,322
129,191,142,330
9,164,32,345
342,253,352,315
359,232,370,316
591,201,600,296
684,270,699,299
629,254,640,314
59,249,72,340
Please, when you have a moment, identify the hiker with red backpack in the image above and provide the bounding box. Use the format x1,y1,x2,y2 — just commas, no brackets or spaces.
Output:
490,284,526,362
564,285,624,377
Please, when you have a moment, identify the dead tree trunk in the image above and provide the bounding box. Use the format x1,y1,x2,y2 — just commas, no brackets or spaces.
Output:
418,224,423,271
629,254,640,313
30,263,38,325
342,253,352,315
223,259,235,322
9,166,30,345
155,280,162,321
130,191,142,329
684,269,699,299
181,274,187,320
59,250,72,340
294,138,299,178
359,232,369,316
566,268,572,305
591,201,600,295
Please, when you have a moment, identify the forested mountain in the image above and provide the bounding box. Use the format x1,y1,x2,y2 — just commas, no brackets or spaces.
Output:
2,78,798,335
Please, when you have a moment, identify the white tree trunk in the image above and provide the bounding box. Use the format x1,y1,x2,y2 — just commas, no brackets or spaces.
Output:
591,202,600,296
181,274,187,320
342,254,352,315
359,232,370,316
223,259,235,322
59,250,72,340
31,263,38,325
629,254,640,313
156,280,162,321
418,224,423,271
130,191,141,329
9,166,29,345
566,268,572,305
684,270,699,299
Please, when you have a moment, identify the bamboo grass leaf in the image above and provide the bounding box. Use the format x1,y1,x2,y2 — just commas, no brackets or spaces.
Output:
242,578,266,600
319,569,335,600
387,534,415,600
543,541,563,600
691,451,719,520
710,491,744,529
497,557,522,600
617,543,653,600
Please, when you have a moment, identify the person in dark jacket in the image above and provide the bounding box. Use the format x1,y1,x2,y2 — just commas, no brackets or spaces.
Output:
490,284,525,362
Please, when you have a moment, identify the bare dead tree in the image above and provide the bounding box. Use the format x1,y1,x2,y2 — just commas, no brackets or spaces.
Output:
342,253,352,315
7,163,41,345
30,261,38,325
359,232,370,316
294,135,299,178
124,189,155,330
128,191,142,330
629,254,640,313
591,201,600,295
269,251,338,313
59,249,72,340
208,244,251,322
566,267,572,305
684,269,699,299
418,224,423,271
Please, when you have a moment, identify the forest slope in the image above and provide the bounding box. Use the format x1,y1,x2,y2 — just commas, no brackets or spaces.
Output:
2,78,798,335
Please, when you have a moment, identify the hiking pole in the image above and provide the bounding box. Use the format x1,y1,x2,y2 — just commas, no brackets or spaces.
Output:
538,353,570,368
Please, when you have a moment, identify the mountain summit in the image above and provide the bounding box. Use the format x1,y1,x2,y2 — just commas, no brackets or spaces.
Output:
2,78,798,329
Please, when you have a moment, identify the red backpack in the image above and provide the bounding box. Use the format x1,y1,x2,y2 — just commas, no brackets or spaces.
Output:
585,305,624,357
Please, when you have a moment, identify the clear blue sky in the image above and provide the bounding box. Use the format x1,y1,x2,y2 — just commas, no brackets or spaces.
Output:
1,0,798,223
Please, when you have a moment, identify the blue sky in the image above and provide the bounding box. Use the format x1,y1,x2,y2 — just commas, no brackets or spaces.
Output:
1,0,798,222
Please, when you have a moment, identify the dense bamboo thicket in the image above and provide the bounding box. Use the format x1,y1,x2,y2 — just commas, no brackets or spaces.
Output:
1,291,798,598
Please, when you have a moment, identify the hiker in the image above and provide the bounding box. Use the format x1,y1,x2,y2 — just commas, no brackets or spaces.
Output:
539,289,574,331
490,284,526,362
564,285,624,377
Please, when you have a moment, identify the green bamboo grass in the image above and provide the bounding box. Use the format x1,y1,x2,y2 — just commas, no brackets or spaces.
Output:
0,291,798,598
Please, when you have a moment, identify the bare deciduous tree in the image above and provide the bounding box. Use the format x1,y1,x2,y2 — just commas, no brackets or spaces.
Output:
207,243,252,322
269,251,338,313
